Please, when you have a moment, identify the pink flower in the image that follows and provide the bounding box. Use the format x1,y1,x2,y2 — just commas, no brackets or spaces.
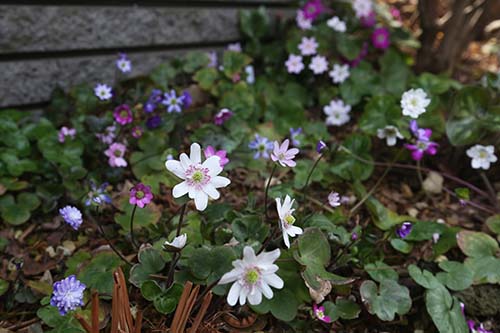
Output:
104,143,127,167
113,104,133,125
390,7,401,21
58,126,76,143
214,108,233,126
96,125,116,144
405,120,438,161
204,146,229,167
301,0,324,21
129,183,153,208
372,27,390,50
271,139,299,167
131,126,143,138
313,304,331,323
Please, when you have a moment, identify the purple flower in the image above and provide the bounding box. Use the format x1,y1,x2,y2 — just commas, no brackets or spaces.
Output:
113,104,133,125
182,90,192,109
214,108,233,126
313,304,331,323
289,128,302,146
248,134,274,159
302,0,324,20
207,51,218,68
409,120,432,141
96,125,116,144
396,222,413,238
405,121,438,161
390,7,402,21
271,139,299,167
59,206,83,230
204,146,229,167
58,126,76,143
116,53,132,73
351,232,359,240
145,89,164,113
85,181,111,206
162,90,185,113
131,126,143,138
50,275,86,315
372,27,390,50
129,183,153,208
285,54,304,74
328,192,341,207
316,140,327,153
146,115,162,129
468,321,493,333
360,11,376,27
104,143,127,168
227,43,242,52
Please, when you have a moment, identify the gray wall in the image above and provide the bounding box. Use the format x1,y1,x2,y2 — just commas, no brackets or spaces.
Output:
0,1,292,108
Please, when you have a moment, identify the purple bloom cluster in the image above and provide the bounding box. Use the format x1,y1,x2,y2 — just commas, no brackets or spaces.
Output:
404,120,438,161
50,275,86,315
396,222,413,238
59,205,83,230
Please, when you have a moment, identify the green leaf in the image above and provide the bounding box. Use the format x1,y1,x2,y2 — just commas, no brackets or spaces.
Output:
379,49,411,95
360,279,411,321
37,306,86,332
150,63,177,90
251,288,299,321
340,62,379,105
140,280,162,301
0,193,40,225
436,261,473,291
114,196,161,232
129,246,166,287
78,252,121,294
231,215,269,243
405,220,447,241
0,279,9,296
457,230,499,258
222,52,252,78
359,95,404,135
240,7,270,40
408,265,441,289
188,247,212,280
464,256,500,284
153,283,183,314
416,72,460,95
390,238,413,254
365,261,398,283
336,34,362,60
182,51,210,73
425,284,469,333
193,68,219,90
486,215,500,234
332,134,374,181
323,299,361,322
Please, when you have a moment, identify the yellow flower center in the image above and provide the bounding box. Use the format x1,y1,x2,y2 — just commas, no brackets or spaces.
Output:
479,150,487,158
192,171,204,183
136,191,144,199
245,269,259,285
284,214,296,225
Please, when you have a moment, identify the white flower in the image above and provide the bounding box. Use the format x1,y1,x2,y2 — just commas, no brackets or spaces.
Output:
164,234,187,249
328,192,341,207
245,65,255,84
218,246,284,306
324,99,351,126
296,10,312,30
327,16,347,32
94,83,112,101
329,64,350,83
432,233,440,244
298,37,318,56
352,0,373,18
466,145,497,170
116,58,132,73
276,195,303,248
376,125,404,146
285,54,304,74
165,143,231,211
227,43,242,52
401,88,431,118
309,55,328,75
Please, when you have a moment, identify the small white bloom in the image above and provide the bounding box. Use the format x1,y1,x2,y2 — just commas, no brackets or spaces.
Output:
227,43,242,52
218,246,284,306
116,58,132,73
352,0,373,18
466,145,497,170
296,10,312,30
327,16,347,32
329,64,350,83
432,233,440,244
94,83,112,101
401,88,431,118
164,234,187,249
376,125,404,146
276,195,303,248
285,54,304,74
298,37,318,56
323,99,351,126
245,65,255,84
309,55,328,75
165,143,231,211
328,192,341,207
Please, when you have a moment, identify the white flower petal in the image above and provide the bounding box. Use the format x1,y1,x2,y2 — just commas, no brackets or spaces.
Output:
248,290,262,305
190,143,202,164
165,160,185,179
202,156,223,176
263,274,284,289
260,282,274,299
211,176,231,188
227,282,242,306
239,287,249,305
283,231,290,248
193,191,209,211
179,153,191,170
172,181,189,198
257,248,281,265
219,268,243,285
203,184,220,200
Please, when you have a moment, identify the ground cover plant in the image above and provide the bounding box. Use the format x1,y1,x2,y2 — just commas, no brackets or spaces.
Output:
1,0,500,332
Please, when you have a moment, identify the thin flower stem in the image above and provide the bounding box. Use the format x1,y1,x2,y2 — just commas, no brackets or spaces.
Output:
264,164,278,219
416,159,426,192
302,152,325,204
441,185,497,215
130,205,138,250
166,203,188,287
176,204,187,237
257,227,280,255
93,207,132,266
479,171,499,209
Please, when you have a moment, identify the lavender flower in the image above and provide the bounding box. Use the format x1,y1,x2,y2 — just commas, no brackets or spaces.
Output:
316,140,327,153
116,53,132,73
96,125,116,144
85,181,112,206
360,11,376,28
182,90,192,109
59,206,83,230
289,128,302,146
58,127,76,143
313,303,331,323
328,192,341,207
162,90,185,113
301,0,324,21
207,51,218,68
94,83,112,101
396,222,413,238
144,89,164,113
271,139,299,167
50,275,86,315
214,108,233,126
248,134,274,159
131,126,143,138
405,120,438,161
146,115,162,129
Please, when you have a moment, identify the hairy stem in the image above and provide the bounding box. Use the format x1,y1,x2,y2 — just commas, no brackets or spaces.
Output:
93,207,132,266
302,152,325,204
264,164,278,219
130,205,138,250
166,203,188,287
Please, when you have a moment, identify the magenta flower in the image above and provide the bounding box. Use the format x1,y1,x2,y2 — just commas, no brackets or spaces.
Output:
390,7,402,21
131,126,143,138
313,304,331,323
204,146,229,167
405,120,438,161
113,104,133,125
214,108,233,126
58,126,76,143
129,183,153,208
104,143,127,167
302,0,324,20
372,27,390,50
360,11,376,27
271,139,299,167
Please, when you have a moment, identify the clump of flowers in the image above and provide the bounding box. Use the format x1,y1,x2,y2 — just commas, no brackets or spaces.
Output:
309,55,328,74
271,139,299,167
313,304,332,323
276,195,303,248
58,126,76,143
286,54,304,74
298,37,318,56
327,16,346,32
59,205,83,230
96,125,116,144
401,88,431,118
405,120,438,161
396,222,413,238
129,183,153,208
165,143,230,211
218,246,284,306
94,83,112,101
301,0,324,21
104,142,127,167
372,27,390,50
377,125,404,146
214,108,233,125
116,53,132,73
113,104,133,125
162,90,185,113
204,146,229,167
328,192,341,207
324,99,351,126
466,145,497,170
50,275,86,315
329,63,350,83
85,181,112,206
249,134,274,159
